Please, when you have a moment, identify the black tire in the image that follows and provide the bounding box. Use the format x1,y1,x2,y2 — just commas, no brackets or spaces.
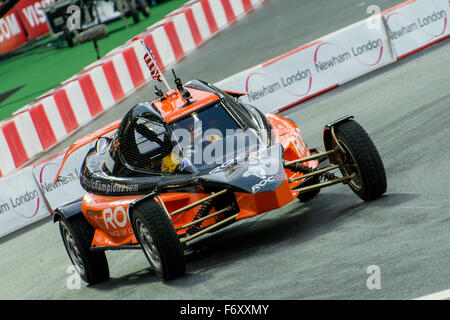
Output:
59,215,110,284
297,176,321,202
132,200,185,280
332,120,387,201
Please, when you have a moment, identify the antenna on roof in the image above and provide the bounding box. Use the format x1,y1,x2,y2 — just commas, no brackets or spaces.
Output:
154,86,164,98
140,40,171,91
172,69,184,92
172,69,192,101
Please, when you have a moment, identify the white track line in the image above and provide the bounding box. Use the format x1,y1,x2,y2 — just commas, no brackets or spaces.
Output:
414,289,450,300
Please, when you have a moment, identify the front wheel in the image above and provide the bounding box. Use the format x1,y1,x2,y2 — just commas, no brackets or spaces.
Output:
331,120,387,201
59,215,110,284
132,200,186,280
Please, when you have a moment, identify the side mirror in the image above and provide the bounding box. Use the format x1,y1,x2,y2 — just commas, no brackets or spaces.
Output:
96,136,112,154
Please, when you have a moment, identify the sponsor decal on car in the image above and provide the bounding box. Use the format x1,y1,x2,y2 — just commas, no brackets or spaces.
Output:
83,177,139,194
102,205,133,237
251,173,285,193
181,158,192,171
85,209,102,218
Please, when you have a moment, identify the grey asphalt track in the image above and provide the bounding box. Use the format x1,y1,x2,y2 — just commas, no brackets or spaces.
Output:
1,0,449,300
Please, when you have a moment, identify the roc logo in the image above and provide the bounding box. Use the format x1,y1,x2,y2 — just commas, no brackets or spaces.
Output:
103,206,128,229
251,174,284,193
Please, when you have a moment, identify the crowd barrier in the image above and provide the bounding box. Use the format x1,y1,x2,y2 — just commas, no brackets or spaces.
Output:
217,14,395,113
216,0,450,113
0,167,49,238
384,0,449,59
0,0,448,238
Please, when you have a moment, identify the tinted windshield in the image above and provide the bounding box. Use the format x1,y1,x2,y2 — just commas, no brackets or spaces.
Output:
170,101,241,137
170,101,263,172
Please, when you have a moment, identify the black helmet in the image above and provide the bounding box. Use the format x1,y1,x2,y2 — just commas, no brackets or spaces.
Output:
114,103,173,172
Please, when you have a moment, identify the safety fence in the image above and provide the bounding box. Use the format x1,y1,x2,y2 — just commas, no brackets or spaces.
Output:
216,0,450,113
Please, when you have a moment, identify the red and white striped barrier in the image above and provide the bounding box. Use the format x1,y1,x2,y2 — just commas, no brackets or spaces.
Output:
0,43,150,175
0,0,266,177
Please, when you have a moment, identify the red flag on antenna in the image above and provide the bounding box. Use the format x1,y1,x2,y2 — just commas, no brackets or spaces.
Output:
143,50,163,83
140,40,171,91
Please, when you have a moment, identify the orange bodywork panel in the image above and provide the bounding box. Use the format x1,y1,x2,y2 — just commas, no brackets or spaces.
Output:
54,119,122,184
83,192,233,248
152,88,220,123
235,180,295,220
82,193,140,247
74,88,317,248
266,113,318,194
83,181,297,248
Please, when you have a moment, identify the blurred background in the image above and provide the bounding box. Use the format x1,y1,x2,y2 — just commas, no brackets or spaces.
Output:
0,0,182,121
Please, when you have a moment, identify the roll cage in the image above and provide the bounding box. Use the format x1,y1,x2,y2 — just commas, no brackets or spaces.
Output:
102,81,273,178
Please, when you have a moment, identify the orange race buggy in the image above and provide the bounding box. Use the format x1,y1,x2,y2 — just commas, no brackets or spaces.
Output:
53,77,387,284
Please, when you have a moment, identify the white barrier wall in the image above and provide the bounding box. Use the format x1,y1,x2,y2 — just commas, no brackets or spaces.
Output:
0,168,50,238
384,0,450,59
32,142,96,211
0,129,106,238
216,15,395,113
0,141,96,237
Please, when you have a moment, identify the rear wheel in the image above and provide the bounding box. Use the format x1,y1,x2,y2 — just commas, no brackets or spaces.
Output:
59,215,110,284
132,200,185,280
331,120,387,201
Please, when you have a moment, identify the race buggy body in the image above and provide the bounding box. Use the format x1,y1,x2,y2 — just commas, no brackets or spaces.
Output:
53,77,387,284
